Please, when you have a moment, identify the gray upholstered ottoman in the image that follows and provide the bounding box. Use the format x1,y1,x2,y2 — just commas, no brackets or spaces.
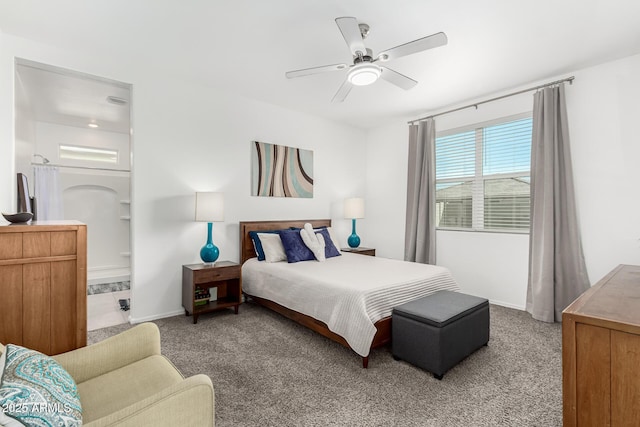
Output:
392,290,490,379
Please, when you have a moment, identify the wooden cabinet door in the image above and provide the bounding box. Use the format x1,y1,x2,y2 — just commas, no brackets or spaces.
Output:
0,265,23,345
575,323,610,426
611,330,640,426
22,263,51,354
51,260,77,354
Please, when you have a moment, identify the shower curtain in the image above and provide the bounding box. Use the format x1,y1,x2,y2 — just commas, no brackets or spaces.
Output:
34,165,64,220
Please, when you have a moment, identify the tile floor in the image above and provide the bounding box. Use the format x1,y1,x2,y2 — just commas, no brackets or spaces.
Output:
87,290,130,331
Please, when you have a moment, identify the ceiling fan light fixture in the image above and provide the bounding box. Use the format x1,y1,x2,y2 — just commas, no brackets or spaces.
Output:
348,64,381,86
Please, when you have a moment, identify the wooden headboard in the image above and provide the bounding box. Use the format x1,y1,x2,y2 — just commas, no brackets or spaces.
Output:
239,219,332,264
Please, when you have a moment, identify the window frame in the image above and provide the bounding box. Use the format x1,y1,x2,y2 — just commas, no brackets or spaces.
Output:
435,112,532,234
59,144,119,164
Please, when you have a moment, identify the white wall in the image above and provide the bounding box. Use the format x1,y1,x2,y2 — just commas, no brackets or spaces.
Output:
0,31,14,210
566,55,640,281
0,33,367,322
366,53,640,309
364,121,409,258
14,71,36,179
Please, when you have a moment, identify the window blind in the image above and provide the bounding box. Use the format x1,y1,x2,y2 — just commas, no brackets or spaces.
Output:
435,115,532,232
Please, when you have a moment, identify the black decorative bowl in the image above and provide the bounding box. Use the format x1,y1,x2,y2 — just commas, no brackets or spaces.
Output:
2,212,34,223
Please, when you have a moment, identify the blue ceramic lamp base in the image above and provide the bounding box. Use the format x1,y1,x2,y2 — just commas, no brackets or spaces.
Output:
348,218,361,248
200,222,220,263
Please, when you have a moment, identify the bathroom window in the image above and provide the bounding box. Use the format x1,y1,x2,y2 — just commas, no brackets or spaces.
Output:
59,145,118,164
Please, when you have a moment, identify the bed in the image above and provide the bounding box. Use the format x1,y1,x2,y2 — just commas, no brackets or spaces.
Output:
239,219,459,368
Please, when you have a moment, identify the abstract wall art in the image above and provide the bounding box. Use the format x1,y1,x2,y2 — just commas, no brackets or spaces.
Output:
251,141,314,198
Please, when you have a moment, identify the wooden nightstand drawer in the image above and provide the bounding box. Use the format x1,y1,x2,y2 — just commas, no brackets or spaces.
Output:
193,264,240,284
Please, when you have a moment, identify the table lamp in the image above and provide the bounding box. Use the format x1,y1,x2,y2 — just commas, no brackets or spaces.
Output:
195,192,224,263
344,197,365,248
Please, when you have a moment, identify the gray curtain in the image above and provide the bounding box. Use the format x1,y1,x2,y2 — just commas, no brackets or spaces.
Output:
527,84,590,322
404,118,436,264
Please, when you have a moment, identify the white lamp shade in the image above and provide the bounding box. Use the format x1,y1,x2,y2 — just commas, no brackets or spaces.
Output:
344,197,365,219
195,192,224,222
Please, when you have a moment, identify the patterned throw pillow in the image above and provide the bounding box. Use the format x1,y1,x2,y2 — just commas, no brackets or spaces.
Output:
0,344,82,427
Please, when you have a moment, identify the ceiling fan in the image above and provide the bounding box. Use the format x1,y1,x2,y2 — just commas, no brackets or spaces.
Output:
285,17,448,103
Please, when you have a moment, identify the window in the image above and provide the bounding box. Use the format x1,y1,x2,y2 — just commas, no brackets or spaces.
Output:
59,145,118,164
435,114,532,232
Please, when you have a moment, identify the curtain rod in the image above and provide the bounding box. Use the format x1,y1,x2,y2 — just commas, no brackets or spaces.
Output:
31,162,130,173
408,76,575,125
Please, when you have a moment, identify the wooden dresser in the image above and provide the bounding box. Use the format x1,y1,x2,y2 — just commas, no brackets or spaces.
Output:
562,264,640,426
0,221,87,355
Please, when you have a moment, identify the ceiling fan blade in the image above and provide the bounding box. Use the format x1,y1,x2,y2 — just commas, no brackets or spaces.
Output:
331,79,353,103
285,63,349,79
379,66,418,90
335,17,367,57
377,32,448,62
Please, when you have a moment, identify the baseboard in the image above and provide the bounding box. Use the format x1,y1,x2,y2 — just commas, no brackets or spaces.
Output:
489,299,526,311
129,309,185,324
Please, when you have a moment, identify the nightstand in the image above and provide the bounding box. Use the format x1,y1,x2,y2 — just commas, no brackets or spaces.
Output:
182,261,242,324
341,247,376,256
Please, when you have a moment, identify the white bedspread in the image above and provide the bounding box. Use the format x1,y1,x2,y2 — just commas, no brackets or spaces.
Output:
242,253,460,357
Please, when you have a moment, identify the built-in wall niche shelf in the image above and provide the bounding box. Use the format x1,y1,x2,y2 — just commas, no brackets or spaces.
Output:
120,252,131,257
120,216,131,220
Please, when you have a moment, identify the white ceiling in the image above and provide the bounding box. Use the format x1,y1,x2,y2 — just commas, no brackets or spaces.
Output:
16,61,131,134
2,0,640,130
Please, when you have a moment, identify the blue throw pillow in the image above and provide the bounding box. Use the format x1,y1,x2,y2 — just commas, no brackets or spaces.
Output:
249,230,282,261
278,229,316,263
0,344,82,427
315,228,341,259
290,226,341,259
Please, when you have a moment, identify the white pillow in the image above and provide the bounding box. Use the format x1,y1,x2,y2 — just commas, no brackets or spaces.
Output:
257,233,287,263
300,223,326,262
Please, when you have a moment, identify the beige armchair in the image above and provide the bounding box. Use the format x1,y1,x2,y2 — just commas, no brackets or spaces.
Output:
1,323,215,427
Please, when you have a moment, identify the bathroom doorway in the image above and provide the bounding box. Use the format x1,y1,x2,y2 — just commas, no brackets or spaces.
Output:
14,59,133,330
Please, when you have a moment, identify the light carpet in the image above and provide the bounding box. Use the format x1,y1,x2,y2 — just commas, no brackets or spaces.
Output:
89,302,562,426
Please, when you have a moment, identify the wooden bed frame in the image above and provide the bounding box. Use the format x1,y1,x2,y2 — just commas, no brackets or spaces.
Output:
239,219,391,368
